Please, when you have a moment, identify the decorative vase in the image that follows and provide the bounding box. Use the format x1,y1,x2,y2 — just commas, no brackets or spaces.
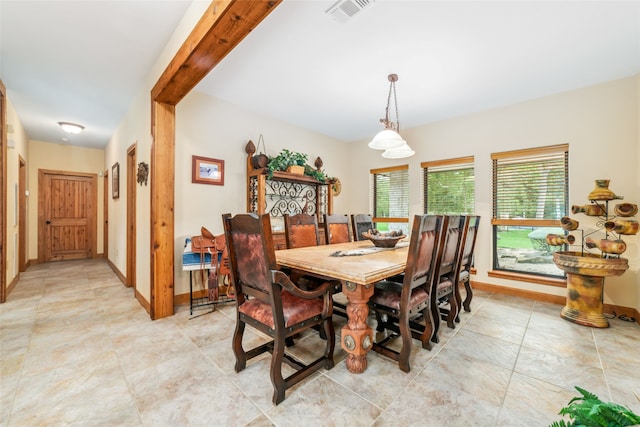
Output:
571,204,605,216
604,220,639,235
553,251,629,328
585,238,627,254
560,216,579,231
588,179,621,201
614,203,638,217
546,234,575,246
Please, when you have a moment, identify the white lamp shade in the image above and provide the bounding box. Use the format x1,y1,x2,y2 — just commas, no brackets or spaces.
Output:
382,142,415,159
368,129,406,150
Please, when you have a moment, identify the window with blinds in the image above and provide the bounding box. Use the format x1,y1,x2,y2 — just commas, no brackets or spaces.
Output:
370,165,409,233
422,156,475,215
491,144,568,279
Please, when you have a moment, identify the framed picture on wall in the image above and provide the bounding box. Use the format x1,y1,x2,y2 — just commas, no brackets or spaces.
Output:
192,155,224,186
112,162,120,199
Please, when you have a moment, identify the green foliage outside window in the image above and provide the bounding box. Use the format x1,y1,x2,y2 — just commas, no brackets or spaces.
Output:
426,168,475,214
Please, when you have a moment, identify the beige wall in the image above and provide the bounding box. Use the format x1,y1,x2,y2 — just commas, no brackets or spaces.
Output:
27,141,105,261
347,75,639,311
4,98,29,285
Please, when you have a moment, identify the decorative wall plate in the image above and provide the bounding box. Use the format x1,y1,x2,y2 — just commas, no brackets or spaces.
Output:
137,162,149,186
332,178,341,196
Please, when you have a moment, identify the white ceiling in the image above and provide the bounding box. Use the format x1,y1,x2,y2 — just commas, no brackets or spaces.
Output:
2,0,640,149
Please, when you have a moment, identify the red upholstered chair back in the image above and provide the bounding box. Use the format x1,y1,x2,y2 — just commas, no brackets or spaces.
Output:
324,214,351,244
284,213,320,249
404,215,447,291
223,213,275,296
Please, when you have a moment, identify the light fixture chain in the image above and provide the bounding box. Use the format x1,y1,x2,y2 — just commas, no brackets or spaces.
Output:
383,81,393,129
392,81,399,132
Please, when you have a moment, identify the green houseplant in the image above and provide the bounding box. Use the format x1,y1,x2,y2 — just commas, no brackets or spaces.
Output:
549,386,640,427
267,149,308,177
266,149,331,183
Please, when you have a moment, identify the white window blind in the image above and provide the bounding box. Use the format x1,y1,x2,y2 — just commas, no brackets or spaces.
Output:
422,156,474,215
492,145,568,222
370,165,409,224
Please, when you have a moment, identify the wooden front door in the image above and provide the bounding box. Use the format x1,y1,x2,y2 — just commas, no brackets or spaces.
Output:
39,170,97,262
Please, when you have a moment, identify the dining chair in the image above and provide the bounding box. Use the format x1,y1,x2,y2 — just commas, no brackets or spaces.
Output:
222,213,335,405
283,213,320,249
431,215,469,343
351,214,374,241
324,213,351,244
456,215,481,318
285,213,347,318
368,214,447,373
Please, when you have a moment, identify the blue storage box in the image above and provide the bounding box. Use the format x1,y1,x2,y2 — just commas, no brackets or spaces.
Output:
182,251,212,267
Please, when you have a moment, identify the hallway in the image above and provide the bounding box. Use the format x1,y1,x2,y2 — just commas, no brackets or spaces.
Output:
1,259,639,426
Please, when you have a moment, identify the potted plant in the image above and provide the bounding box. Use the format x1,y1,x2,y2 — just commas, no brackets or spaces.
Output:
267,149,308,177
549,386,640,427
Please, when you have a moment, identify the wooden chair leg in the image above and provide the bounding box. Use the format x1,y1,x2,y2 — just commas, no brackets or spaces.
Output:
431,299,441,344
446,296,457,329
271,335,286,405
398,311,412,373
374,310,387,332
463,280,473,312
322,319,336,364
454,281,463,322
233,320,247,372
418,307,433,351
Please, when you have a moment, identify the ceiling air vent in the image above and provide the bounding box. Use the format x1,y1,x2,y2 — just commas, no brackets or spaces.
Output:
325,0,375,23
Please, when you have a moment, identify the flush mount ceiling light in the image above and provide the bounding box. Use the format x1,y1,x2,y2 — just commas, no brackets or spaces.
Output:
58,121,84,134
368,74,414,158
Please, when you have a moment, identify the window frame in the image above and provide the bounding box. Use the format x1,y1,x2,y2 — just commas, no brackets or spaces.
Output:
370,165,409,228
490,144,569,283
421,156,475,215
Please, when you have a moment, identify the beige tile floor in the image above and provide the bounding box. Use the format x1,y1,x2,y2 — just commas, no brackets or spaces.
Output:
1,259,639,426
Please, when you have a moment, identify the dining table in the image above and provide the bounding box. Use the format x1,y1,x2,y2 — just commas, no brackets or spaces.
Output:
275,240,409,373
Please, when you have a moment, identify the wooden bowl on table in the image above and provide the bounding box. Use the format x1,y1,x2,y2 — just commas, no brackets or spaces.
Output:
361,231,406,248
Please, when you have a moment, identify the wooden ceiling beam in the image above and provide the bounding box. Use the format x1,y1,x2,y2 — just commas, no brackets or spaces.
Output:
152,0,282,104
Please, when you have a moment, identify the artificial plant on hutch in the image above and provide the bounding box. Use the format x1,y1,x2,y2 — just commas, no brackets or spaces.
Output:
245,140,331,182
547,179,637,328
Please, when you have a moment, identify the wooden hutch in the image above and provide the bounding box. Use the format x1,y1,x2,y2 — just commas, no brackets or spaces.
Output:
245,140,333,249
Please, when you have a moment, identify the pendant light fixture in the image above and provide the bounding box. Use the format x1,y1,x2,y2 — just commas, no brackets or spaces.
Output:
368,73,414,158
